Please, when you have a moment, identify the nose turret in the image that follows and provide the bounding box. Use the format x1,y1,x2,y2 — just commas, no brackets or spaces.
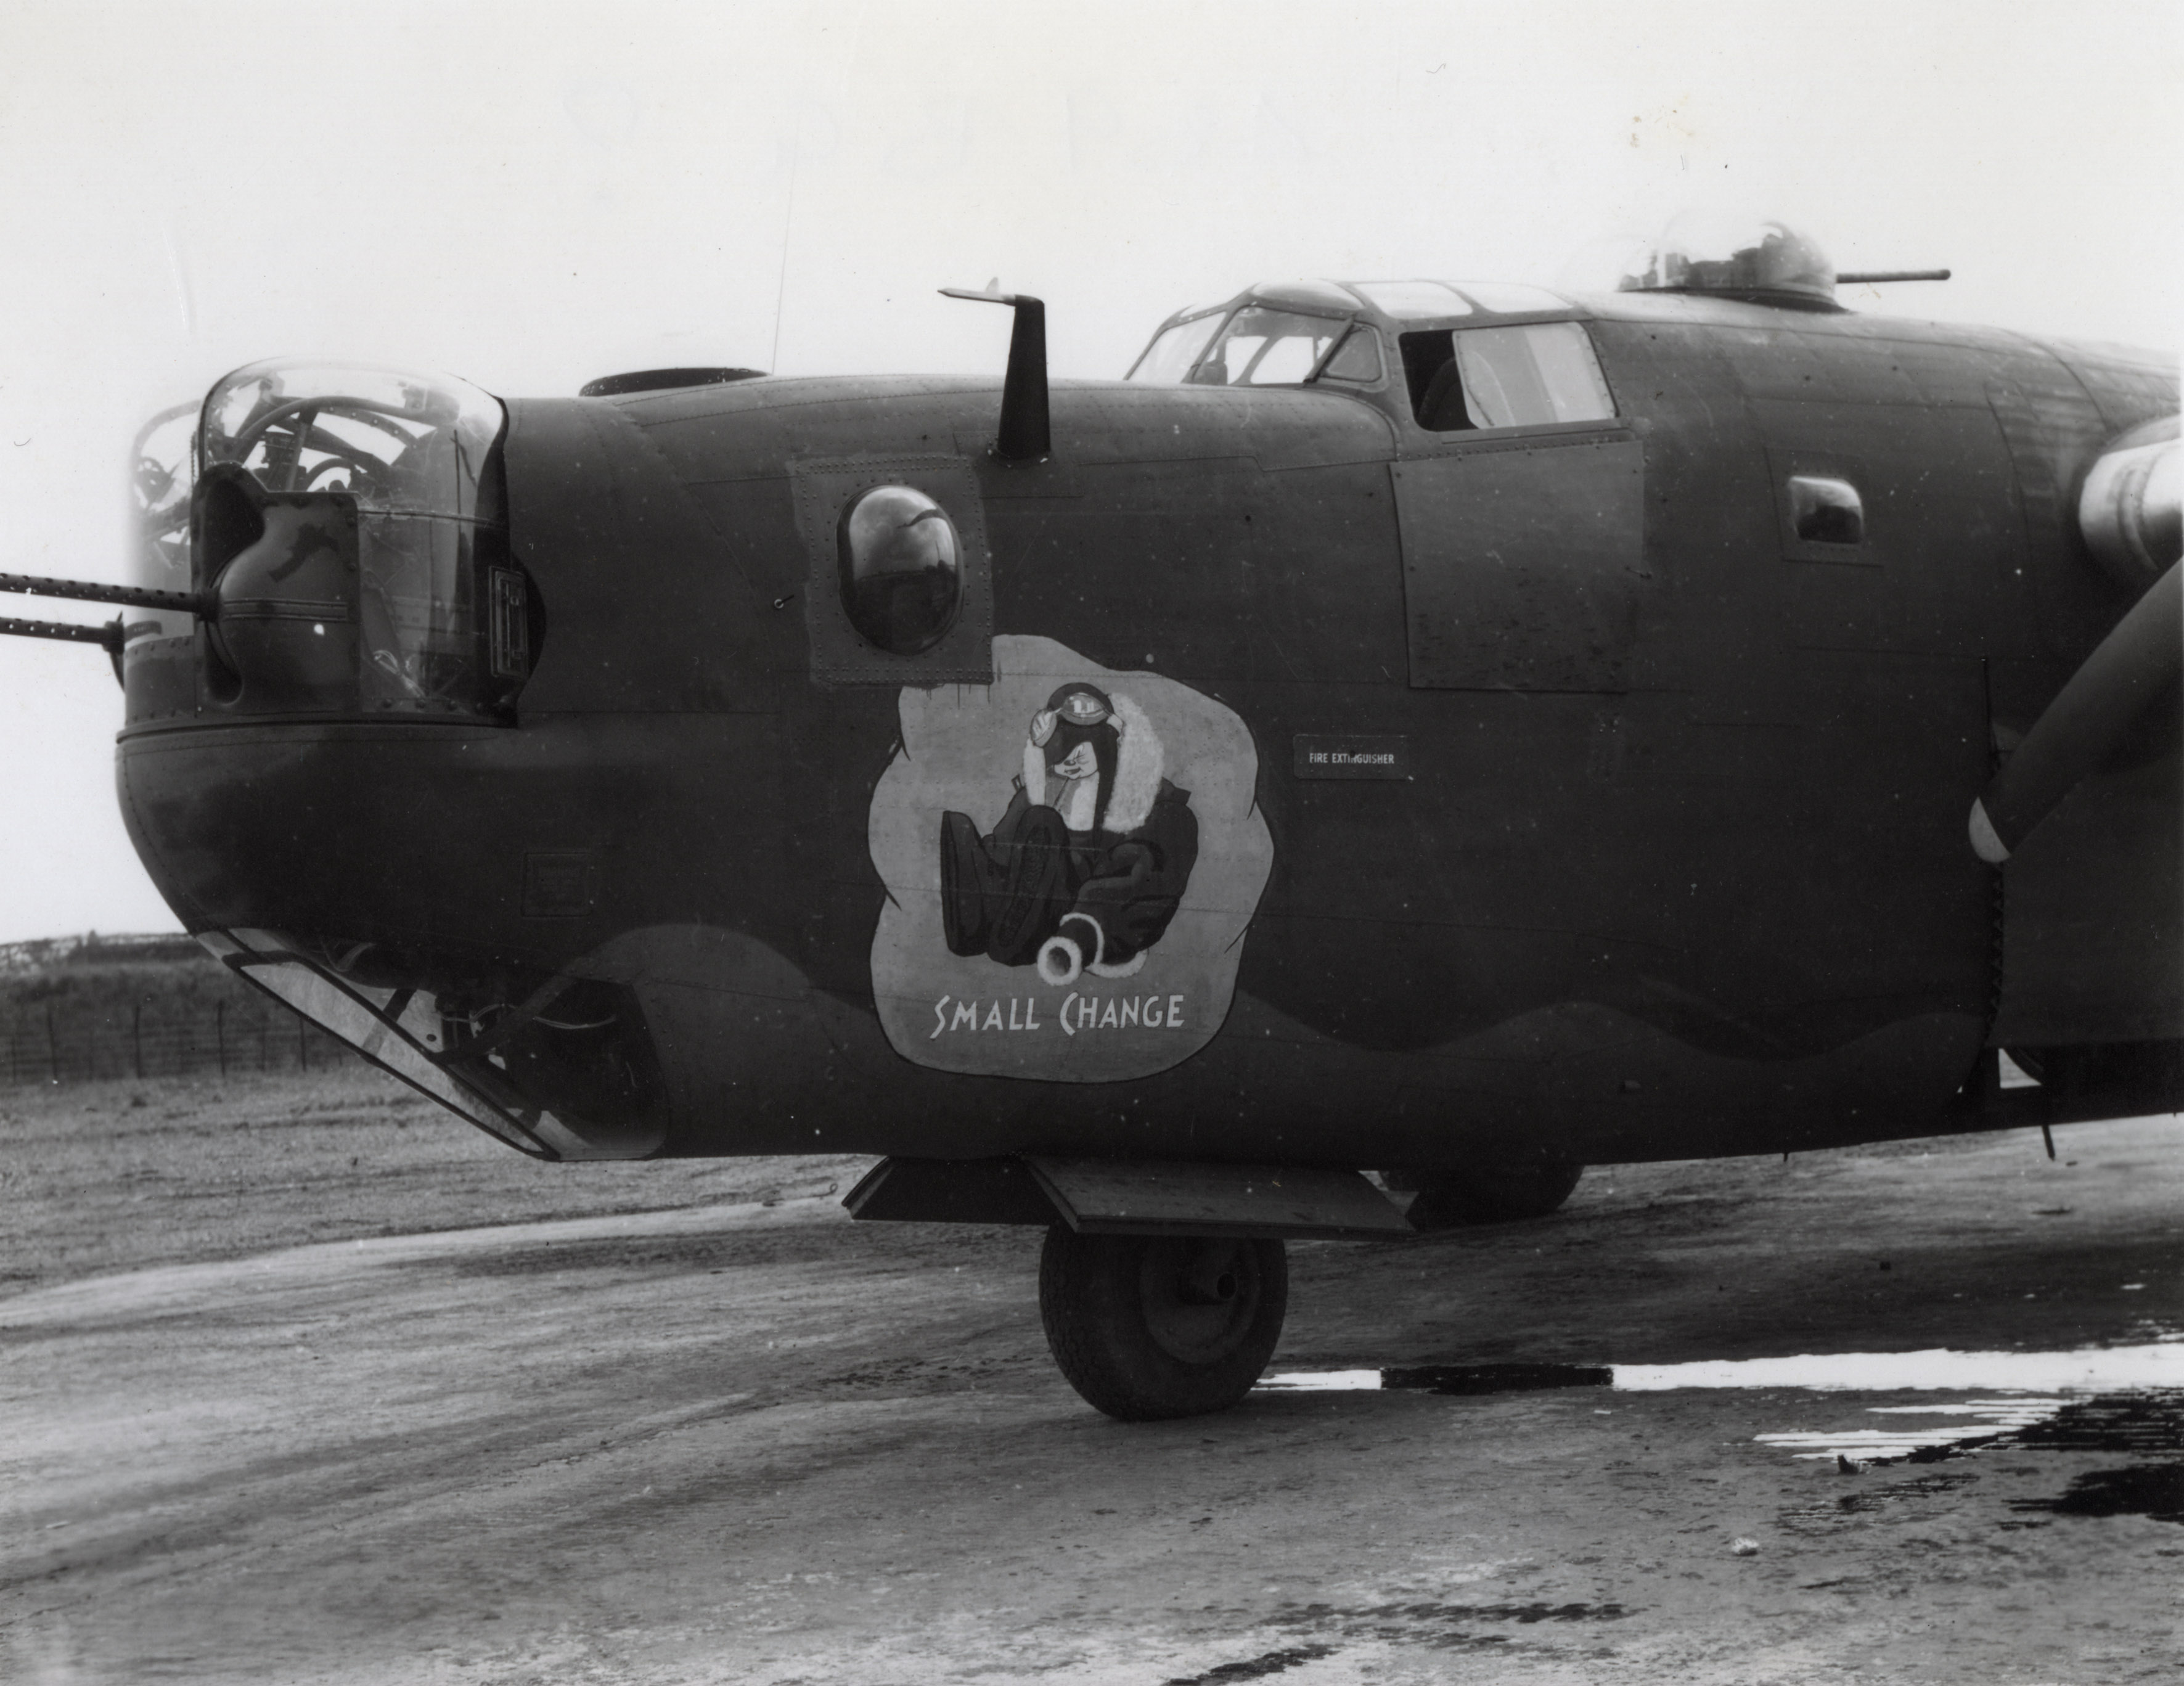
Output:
168,360,537,722
198,473,361,710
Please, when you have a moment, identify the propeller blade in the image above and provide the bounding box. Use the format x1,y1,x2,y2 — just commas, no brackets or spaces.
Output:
1971,560,2182,863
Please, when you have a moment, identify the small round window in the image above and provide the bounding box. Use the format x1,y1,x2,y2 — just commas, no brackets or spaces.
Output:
838,485,962,655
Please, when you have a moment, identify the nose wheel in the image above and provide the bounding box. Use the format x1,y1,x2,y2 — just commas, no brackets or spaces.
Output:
1038,1227,1287,1420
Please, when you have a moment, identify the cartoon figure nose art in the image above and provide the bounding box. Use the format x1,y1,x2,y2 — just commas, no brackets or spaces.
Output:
870,636,1271,1084
938,681,1200,987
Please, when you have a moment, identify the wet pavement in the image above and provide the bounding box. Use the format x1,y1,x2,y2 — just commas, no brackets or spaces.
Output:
2,1107,2181,1684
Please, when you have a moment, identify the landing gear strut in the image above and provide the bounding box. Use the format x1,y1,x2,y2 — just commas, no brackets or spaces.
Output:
1039,1227,1287,1420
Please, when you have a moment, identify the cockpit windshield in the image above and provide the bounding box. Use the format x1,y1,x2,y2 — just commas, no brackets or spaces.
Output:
1128,312,1225,383
1127,306,1356,388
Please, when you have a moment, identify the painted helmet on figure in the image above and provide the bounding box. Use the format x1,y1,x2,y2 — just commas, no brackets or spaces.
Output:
1030,682,1114,745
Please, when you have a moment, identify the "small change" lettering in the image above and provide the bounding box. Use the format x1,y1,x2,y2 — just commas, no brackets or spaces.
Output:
928,992,1187,1039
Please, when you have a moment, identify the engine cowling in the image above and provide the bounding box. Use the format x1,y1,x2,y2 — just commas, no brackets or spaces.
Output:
2079,418,2180,589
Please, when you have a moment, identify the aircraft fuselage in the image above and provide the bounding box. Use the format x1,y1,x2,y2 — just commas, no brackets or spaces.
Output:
114,290,2180,1168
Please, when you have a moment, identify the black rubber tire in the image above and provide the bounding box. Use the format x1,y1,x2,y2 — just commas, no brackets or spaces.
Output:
1038,1228,1287,1421
1399,1153,1585,1229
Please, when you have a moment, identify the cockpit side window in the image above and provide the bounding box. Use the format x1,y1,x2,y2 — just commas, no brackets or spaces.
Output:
1402,322,1617,432
1316,325,1384,385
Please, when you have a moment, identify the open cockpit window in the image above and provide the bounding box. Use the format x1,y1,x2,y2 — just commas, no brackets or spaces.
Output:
1402,322,1616,432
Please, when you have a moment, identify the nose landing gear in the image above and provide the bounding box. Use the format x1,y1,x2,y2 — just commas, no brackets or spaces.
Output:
1038,1228,1288,1420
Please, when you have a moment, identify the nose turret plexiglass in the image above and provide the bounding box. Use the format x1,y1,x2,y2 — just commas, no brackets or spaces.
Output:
127,401,200,634
194,361,532,717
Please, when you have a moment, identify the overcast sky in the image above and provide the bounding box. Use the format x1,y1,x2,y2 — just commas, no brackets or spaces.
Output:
0,0,2176,942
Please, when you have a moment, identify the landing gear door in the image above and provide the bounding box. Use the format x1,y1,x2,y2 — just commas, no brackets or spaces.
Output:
1394,434,1646,691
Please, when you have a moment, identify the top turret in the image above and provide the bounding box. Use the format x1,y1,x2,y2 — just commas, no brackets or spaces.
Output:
1615,210,1841,311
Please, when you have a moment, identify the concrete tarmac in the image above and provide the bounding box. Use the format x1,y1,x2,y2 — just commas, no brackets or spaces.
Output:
3,1086,2180,1685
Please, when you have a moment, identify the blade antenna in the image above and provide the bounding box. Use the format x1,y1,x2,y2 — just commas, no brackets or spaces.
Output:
939,287,1050,462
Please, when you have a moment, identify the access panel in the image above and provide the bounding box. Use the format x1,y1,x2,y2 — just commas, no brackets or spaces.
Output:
1396,434,1645,691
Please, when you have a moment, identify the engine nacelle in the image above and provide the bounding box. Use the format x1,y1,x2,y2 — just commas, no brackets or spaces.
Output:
2079,419,2180,589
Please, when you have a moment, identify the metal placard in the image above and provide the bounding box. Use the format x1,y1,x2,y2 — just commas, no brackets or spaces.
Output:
1293,734,1411,779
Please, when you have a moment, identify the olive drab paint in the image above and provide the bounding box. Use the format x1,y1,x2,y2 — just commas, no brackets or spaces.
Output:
55,236,2177,1424
107,274,2180,1170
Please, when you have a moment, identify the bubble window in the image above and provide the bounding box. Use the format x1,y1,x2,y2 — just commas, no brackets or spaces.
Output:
838,486,962,655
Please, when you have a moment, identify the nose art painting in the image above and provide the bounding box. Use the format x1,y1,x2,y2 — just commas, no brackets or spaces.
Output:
869,635,1273,1080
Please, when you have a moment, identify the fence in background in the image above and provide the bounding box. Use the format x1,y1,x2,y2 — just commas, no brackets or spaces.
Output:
0,996,356,1086
0,933,365,1087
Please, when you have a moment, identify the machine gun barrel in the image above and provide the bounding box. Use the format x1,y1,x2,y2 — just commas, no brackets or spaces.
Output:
1835,269,1952,284
0,571,208,616
0,614,125,651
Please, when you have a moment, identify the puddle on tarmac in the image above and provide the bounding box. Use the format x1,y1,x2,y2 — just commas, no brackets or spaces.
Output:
1259,1341,2184,1401
2011,1388,2184,1451
1753,1375,2184,1481
1777,1404,2184,1529
2013,1462,2184,1524
1756,1398,2066,1462
1259,1349,2184,1494
1614,1342,2184,1394
1259,1355,2184,1528
1762,1388,2184,1466
1259,1363,1611,1396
